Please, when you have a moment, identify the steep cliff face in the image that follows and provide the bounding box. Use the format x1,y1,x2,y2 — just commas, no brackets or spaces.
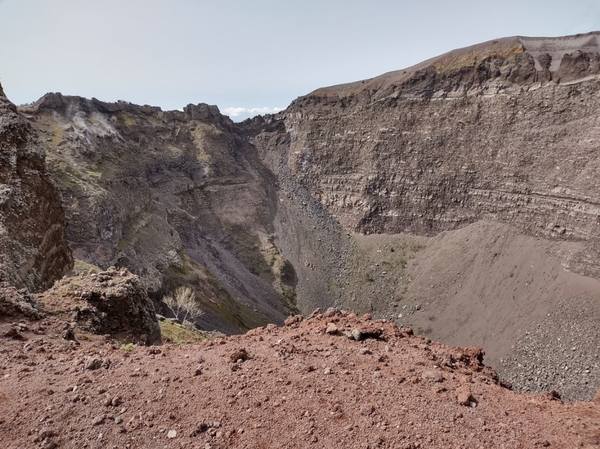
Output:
270,34,600,270
0,83,72,290
22,95,296,333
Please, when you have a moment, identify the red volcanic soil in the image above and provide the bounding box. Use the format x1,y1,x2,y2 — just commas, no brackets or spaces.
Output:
1,309,599,449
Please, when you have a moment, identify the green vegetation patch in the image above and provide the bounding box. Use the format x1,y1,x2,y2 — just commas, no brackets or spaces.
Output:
219,226,298,314
433,43,524,75
165,251,270,332
159,320,208,345
51,123,65,146
344,233,425,315
222,224,275,282
72,259,102,275
116,111,136,126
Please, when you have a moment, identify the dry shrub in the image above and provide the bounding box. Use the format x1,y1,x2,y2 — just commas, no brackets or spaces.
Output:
163,286,203,323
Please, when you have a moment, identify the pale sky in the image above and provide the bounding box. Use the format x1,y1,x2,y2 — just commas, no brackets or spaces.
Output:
1,1,599,121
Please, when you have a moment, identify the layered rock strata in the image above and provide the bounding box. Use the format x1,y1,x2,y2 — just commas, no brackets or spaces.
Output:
251,33,600,278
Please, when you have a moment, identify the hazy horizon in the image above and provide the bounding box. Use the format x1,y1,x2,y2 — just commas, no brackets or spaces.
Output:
1,0,599,121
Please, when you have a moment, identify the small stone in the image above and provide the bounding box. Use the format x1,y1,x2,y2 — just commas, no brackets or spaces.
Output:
325,323,338,334
229,348,249,363
308,308,322,318
421,370,444,382
114,417,123,424
84,358,103,371
92,415,106,426
42,439,57,449
351,329,363,341
193,423,209,435
38,428,56,440
456,387,477,406
284,315,303,326
360,405,375,416
323,307,340,318
324,367,332,375
4,327,24,340
62,328,76,341
167,429,177,439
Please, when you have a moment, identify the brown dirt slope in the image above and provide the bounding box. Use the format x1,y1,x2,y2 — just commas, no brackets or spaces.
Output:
1,308,599,449
398,221,600,401
296,221,600,401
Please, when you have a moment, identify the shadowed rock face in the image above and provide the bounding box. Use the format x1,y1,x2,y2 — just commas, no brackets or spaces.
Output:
0,83,73,291
21,94,300,334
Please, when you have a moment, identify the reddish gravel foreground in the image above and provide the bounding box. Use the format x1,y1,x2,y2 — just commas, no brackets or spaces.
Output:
1,309,599,449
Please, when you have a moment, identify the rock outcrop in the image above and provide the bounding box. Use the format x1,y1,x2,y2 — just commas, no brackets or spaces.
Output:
39,267,161,345
0,83,72,290
0,282,43,319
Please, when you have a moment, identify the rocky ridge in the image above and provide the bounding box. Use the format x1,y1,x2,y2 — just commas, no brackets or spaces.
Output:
260,33,600,269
